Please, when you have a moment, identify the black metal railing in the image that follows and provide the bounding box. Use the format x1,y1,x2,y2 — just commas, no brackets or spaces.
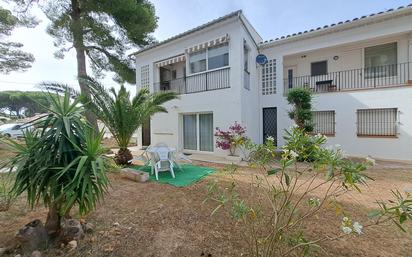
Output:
284,62,412,95
154,67,230,94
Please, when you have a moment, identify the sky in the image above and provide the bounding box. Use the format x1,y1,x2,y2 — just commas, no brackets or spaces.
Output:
0,0,410,94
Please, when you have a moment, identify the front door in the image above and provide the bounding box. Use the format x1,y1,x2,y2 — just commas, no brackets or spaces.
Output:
263,107,277,144
284,66,297,89
141,120,151,146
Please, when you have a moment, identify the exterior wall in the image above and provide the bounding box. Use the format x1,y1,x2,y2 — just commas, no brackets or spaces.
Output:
239,24,261,143
311,87,412,160
133,8,412,160
260,13,412,160
134,17,246,156
283,34,410,77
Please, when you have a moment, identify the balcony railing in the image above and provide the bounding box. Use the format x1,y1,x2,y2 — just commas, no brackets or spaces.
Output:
154,67,230,94
284,62,412,95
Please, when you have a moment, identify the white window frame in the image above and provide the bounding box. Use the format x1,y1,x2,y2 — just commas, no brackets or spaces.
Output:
364,42,398,79
181,112,214,152
188,42,229,76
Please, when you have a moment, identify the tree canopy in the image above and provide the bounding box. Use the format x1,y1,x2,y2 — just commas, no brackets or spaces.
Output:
11,0,158,127
0,91,51,117
0,5,37,73
14,0,157,84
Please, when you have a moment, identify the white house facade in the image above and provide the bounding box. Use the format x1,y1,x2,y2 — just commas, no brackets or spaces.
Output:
133,5,412,161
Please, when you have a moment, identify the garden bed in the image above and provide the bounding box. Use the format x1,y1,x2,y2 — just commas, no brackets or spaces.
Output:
0,160,411,257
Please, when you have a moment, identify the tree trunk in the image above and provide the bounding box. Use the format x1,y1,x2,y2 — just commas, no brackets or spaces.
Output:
115,147,133,165
44,203,61,237
70,0,98,130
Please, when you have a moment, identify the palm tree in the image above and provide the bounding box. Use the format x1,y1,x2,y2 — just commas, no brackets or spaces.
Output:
83,78,178,165
43,78,178,165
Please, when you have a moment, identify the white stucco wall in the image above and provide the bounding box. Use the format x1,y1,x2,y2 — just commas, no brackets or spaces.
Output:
260,12,412,160
134,16,248,156
133,8,412,160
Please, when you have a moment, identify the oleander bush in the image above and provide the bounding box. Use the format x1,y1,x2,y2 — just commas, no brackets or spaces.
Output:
206,127,412,257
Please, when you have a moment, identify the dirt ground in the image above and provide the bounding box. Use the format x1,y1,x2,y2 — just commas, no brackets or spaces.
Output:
1,160,412,257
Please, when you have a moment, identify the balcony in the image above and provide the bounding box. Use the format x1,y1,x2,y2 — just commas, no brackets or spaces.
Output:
284,62,412,95
154,67,230,94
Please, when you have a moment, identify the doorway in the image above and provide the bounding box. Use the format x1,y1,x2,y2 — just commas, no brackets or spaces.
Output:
141,120,151,147
263,107,277,144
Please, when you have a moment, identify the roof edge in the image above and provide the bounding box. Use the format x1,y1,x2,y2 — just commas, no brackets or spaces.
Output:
259,4,412,49
130,10,242,56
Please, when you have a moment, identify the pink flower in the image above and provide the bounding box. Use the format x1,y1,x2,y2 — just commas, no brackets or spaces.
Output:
215,122,248,153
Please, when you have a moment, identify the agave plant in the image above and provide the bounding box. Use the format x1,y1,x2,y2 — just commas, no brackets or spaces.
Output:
1,90,110,236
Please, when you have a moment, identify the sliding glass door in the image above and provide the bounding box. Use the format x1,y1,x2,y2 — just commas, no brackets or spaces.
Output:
199,114,213,151
183,114,197,150
183,113,213,152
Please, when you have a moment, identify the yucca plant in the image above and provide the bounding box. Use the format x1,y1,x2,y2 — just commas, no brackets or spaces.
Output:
0,90,110,236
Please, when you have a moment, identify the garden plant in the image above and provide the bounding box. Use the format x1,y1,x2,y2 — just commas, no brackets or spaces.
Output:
287,88,314,132
44,78,178,165
215,122,248,156
0,90,110,242
206,127,412,257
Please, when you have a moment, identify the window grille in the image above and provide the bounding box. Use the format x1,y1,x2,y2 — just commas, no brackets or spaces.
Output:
357,108,398,137
140,65,150,88
312,111,335,135
261,59,276,95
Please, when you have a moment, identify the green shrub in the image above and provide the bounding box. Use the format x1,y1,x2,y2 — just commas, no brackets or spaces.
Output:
287,88,313,132
206,128,412,257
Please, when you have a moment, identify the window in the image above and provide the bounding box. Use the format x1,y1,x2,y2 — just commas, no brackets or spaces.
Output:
357,108,398,137
189,49,206,74
189,43,229,74
183,114,197,150
140,65,150,88
244,44,249,73
312,111,335,135
183,113,213,151
199,114,214,151
261,59,276,95
243,43,250,90
311,61,327,76
364,42,397,78
207,43,229,70
287,69,293,89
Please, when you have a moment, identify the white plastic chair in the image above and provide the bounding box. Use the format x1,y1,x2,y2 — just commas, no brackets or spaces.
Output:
132,146,151,166
171,152,192,170
154,142,168,147
150,147,175,180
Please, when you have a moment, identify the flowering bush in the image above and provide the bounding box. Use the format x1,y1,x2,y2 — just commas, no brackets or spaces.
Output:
215,122,247,156
206,127,412,256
